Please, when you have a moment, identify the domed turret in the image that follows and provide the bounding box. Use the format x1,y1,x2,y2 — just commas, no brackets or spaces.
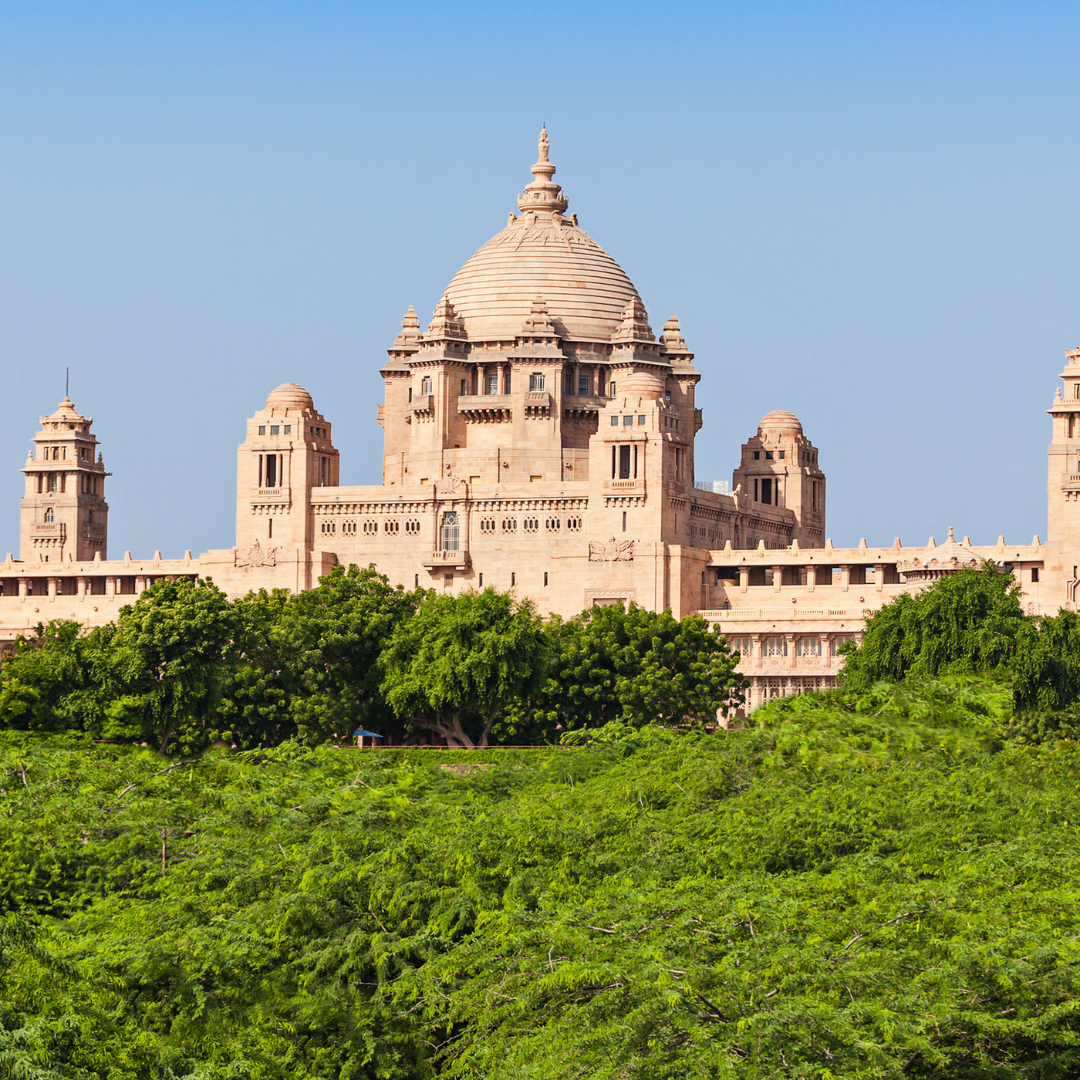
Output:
266,383,315,412
757,410,803,438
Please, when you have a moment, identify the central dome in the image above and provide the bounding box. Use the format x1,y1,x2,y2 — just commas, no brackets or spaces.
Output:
442,130,641,342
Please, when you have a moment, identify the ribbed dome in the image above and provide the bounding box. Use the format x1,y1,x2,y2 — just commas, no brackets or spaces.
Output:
757,410,803,437
441,131,641,341
266,383,314,411
617,370,665,397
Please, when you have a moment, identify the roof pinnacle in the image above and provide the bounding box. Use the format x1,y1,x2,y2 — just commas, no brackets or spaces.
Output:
517,127,569,216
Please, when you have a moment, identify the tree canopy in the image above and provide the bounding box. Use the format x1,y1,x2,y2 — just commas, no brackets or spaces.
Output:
839,562,1025,688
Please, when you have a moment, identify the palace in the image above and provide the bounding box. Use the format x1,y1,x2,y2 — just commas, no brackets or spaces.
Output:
0,131,1074,710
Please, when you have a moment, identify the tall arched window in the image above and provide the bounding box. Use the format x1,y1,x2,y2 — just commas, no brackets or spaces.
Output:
441,511,459,552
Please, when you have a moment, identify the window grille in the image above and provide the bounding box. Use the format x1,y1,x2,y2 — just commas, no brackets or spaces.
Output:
529,373,545,392
441,512,460,551
796,637,822,658
405,519,421,535
762,636,788,658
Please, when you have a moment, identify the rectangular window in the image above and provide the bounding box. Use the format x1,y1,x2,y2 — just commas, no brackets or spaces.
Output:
619,444,632,479
487,373,498,394
622,510,627,531
284,424,291,434
610,416,619,426
479,573,483,587
529,373,545,392
320,457,327,485
665,389,671,401
778,450,785,459
796,637,822,657
1032,567,1040,583
461,379,467,394
753,450,760,460
421,377,432,395
765,451,774,460
270,425,279,435
761,478,773,504
763,636,788,657
729,636,752,657
544,572,548,586
754,478,759,501
258,425,266,435
265,454,278,488
511,572,516,586
638,415,645,424
504,373,512,393
623,415,633,426
579,375,589,396
565,373,574,395
408,387,413,402
258,455,263,486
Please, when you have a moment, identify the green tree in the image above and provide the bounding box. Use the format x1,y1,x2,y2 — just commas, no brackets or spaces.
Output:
271,564,418,745
522,601,744,735
382,587,547,747
0,620,114,735
840,561,1025,688
105,577,236,754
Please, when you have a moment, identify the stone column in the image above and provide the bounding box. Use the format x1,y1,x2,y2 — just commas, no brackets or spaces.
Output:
106,577,115,598
807,565,816,592
840,565,850,593
739,566,749,593
773,566,783,593
18,578,27,601
78,576,88,601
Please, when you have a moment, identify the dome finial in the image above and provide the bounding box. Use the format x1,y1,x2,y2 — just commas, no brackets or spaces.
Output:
518,128,568,216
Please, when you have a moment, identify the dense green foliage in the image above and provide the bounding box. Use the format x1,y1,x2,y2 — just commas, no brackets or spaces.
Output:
3,683,1080,1077
6,564,1080,1075
0,570,742,751
839,563,1025,688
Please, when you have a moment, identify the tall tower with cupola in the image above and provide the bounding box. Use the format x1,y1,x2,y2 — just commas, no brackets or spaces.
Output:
731,410,826,548
236,383,339,554
1046,347,1080,552
19,397,109,563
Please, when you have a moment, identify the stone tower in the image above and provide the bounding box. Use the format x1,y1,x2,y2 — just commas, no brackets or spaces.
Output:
1046,348,1080,566
19,397,109,563
236,383,339,553
731,410,826,548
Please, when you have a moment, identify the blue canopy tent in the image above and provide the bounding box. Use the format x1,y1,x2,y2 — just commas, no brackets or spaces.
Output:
353,728,384,748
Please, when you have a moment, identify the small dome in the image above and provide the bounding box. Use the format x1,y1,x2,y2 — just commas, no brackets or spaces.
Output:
266,383,314,411
617,369,665,397
757,410,803,437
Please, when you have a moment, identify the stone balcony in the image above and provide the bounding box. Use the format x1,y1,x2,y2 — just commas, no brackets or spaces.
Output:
31,522,65,538
603,478,645,494
424,549,471,571
459,394,512,421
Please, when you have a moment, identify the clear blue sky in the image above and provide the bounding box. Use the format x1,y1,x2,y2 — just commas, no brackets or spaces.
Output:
1,0,1077,558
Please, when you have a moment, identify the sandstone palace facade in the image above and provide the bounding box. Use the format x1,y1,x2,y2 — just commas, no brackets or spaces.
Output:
0,132,1071,710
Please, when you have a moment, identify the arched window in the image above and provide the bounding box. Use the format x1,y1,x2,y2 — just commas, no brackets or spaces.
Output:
441,511,459,551
44,507,54,523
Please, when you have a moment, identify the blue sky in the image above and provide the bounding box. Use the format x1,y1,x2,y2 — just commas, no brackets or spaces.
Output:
1,0,1078,557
